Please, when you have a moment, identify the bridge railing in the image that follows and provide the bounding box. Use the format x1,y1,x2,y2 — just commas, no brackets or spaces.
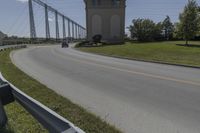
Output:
0,72,85,133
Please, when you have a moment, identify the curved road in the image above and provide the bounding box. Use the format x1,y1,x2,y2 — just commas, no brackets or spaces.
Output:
11,45,200,133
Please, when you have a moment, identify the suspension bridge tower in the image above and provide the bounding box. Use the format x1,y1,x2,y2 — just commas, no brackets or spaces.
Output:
84,0,126,43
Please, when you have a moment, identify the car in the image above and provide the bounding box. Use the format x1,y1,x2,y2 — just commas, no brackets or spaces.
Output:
62,41,69,48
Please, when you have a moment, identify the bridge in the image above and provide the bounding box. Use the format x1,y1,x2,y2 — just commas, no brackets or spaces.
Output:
28,0,86,41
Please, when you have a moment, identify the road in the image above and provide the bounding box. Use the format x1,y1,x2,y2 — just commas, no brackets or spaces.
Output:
11,45,200,133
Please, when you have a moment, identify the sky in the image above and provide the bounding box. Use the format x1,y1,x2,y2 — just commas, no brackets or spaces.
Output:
0,0,200,37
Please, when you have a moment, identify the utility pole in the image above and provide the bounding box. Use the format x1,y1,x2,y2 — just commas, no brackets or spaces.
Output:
45,4,50,39
28,0,36,39
55,11,59,40
62,15,66,39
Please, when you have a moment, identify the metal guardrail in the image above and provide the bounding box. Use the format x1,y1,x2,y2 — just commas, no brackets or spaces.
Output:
0,73,85,133
0,45,27,51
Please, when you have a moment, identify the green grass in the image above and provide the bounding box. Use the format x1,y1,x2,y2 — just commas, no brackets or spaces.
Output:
0,49,121,133
78,41,200,67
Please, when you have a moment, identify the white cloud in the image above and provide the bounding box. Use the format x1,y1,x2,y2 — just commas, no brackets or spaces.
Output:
16,0,28,3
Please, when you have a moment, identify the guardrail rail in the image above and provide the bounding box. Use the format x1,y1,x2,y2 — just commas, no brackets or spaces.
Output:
0,45,27,51
0,73,85,133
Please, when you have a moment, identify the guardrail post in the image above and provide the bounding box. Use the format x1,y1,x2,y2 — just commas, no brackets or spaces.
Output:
0,100,7,128
0,79,15,128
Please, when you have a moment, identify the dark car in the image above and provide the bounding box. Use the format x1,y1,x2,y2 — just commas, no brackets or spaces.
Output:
62,41,69,48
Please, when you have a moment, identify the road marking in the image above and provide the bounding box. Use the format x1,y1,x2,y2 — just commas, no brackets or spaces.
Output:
52,48,200,87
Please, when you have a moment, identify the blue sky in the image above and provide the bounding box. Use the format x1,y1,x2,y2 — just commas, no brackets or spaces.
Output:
0,0,199,37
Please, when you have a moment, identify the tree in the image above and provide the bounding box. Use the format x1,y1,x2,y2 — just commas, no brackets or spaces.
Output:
153,22,164,40
162,16,174,40
173,22,182,40
179,0,199,45
129,18,163,41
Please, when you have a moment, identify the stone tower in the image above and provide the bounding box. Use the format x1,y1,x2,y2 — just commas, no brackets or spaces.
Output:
84,0,126,43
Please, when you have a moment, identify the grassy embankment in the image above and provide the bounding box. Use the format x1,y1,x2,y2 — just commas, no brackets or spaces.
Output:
0,49,121,133
78,41,200,67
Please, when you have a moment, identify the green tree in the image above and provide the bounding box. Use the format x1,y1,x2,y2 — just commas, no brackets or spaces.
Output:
173,22,182,39
162,16,174,40
179,0,199,45
129,18,163,41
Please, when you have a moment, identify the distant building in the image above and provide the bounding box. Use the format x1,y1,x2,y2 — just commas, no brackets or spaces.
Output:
84,0,126,43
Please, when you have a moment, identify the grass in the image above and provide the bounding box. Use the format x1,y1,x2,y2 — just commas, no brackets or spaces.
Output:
0,49,121,133
78,41,200,67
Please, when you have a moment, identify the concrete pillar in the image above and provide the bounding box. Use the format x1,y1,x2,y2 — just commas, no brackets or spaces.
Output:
55,11,59,40
62,15,66,39
45,4,50,39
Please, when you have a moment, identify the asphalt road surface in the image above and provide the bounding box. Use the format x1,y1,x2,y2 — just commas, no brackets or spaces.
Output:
11,45,200,133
